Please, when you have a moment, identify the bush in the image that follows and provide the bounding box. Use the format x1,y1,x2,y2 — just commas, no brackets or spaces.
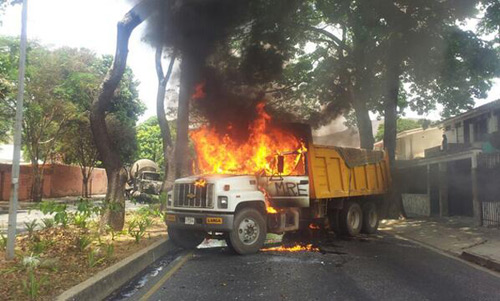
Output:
24,220,38,237
128,217,152,243
76,236,92,252
41,218,55,229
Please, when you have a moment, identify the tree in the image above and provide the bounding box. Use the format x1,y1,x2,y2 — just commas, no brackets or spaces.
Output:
155,46,176,189
273,1,499,161
91,0,158,231
0,36,17,143
136,117,164,167
53,48,143,200
60,118,98,198
19,43,77,201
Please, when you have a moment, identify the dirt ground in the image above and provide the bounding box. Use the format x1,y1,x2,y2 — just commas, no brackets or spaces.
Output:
0,211,166,301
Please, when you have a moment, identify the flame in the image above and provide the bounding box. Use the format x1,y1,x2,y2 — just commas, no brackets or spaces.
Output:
261,244,320,252
192,82,206,100
309,223,320,230
190,102,305,176
194,178,207,187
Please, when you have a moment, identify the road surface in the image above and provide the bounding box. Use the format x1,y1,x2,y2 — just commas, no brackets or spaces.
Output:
109,232,500,301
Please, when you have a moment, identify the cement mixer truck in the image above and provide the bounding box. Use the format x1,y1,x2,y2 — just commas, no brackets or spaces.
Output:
127,159,163,197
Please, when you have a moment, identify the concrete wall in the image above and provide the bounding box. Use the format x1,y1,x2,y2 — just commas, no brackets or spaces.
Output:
402,193,431,217
0,163,107,201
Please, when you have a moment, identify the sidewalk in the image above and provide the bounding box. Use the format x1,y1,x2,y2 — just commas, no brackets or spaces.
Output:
0,194,106,213
380,217,500,272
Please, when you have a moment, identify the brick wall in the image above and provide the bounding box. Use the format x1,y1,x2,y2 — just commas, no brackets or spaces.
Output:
0,163,107,201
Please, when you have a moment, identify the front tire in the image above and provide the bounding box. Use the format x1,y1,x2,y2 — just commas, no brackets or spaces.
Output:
168,227,205,249
228,208,267,255
361,202,379,234
339,201,363,236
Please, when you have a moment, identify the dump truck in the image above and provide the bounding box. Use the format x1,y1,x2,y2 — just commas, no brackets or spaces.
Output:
165,125,391,254
128,159,163,196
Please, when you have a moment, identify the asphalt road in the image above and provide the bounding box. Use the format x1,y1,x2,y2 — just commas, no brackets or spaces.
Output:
110,233,500,301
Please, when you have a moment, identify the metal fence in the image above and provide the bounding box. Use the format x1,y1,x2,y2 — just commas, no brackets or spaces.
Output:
483,202,500,227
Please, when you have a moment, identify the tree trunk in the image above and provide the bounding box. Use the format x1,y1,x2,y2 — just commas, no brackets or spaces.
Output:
155,46,176,192
174,56,197,179
383,62,401,164
352,93,374,150
382,43,406,219
82,173,89,198
31,163,42,202
90,0,158,231
99,167,128,231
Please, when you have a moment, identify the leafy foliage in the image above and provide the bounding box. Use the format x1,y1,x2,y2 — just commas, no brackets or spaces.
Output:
135,116,176,169
375,119,425,142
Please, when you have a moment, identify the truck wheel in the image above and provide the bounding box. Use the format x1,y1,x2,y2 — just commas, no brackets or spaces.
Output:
168,227,205,249
339,201,363,236
228,208,267,255
361,202,379,234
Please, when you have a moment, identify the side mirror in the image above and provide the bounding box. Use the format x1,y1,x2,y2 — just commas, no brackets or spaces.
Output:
277,155,284,174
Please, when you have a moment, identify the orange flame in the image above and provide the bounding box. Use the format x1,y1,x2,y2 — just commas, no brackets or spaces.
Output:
261,244,319,252
192,82,206,100
309,223,320,230
194,178,207,187
190,102,305,175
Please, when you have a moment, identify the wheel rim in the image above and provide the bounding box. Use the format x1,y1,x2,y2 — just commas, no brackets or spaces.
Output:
347,207,361,230
369,209,378,228
237,217,260,245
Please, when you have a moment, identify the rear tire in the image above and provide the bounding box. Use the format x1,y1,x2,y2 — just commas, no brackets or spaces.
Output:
168,227,205,249
339,201,363,236
228,208,267,255
361,202,379,234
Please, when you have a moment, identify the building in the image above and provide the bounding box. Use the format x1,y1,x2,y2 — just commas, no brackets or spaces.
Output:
374,127,442,160
398,100,500,226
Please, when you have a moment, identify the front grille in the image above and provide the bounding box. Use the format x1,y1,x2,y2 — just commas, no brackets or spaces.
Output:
173,183,214,208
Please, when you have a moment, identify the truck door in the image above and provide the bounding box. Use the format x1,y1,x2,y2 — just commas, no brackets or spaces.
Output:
265,176,310,208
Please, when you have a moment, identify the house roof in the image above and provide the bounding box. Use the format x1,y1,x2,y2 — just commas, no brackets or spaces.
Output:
441,99,500,126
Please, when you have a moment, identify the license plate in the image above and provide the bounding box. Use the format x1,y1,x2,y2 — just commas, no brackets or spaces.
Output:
185,217,195,225
206,217,223,224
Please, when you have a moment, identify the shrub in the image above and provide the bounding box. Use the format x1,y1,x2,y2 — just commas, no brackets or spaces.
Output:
0,234,7,250
76,236,92,252
41,218,55,229
21,255,46,300
30,240,52,255
87,248,105,268
24,220,38,237
128,217,151,244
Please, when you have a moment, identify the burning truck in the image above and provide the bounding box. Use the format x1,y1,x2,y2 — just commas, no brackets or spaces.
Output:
165,103,391,255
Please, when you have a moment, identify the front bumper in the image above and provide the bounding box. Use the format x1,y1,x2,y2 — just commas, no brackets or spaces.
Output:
165,210,234,232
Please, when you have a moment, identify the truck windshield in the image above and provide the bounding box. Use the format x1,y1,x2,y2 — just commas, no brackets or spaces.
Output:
143,173,161,181
266,151,306,176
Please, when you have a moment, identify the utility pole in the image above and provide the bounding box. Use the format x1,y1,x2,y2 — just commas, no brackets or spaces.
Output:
6,0,28,260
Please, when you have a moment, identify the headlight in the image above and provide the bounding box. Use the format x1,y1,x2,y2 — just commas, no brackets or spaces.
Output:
218,196,228,209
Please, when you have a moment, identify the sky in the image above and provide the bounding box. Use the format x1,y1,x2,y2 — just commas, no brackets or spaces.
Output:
0,0,498,123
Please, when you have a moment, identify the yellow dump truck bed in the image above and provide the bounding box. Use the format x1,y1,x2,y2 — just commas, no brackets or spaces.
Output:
307,145,391,199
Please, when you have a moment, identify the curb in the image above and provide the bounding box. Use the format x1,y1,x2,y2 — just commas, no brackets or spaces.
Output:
460,251,500,273
389,232,500,276
57,238,177,301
